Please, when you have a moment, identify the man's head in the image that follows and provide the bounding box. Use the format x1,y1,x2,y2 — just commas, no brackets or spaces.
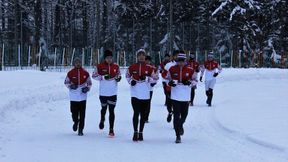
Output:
73,57,82,69
137,49,146,63
172,50,180,61
207,52,214,61
176,53,187,67
145,55,152,65
104,50,113,64
189,53,195,61
164,53,170,61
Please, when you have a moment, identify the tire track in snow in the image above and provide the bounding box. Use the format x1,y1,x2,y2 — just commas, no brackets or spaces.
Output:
210,107,287,152
189,106,288,162
191,69,288,162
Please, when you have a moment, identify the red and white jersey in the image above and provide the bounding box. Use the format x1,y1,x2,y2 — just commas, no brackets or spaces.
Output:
92,62,121,96
159,60,170,72
64,67,92,101
168,64,195,102
188,60,200,85
163,60,177,81
126,62,157,100
162,60,177,92
159,60,170,82
200,60,222,81
148,64,159,91
188,60,200,73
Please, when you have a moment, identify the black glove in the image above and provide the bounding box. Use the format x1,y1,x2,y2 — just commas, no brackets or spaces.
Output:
195,69,200,73
200,76,203,82
213,73,218,77
104,74,111,80
151,83,156,87
81,87,89,93
139,75,146,81
70,84,78,90
130,80,137,86
168,80,176,87
115,76,122,82
182,80,191,86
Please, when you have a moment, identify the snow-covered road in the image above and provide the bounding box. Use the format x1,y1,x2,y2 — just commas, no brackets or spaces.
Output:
0,69,287,162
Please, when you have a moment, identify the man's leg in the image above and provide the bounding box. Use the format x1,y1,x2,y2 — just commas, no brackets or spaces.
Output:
172,100,181,137
205,80,211,105
140,100,149,132
208,79,216,106
131,97,140,141
179,101,189,135
172,100,182,143
190,87,195,106
78,100,86,136
99,96,108,129
139,99,149,141
70,101,79,132
166,92,173,123
145,91,153,122
163,82,168,105
108,95,117,132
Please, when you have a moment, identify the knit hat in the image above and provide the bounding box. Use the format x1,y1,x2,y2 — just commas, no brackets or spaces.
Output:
164,53,170,57
136,49,146,56
172,50,180,56
208,52,214,58
176,53,187,62
73,57,81,65
104,50,113,58
145,55,152,61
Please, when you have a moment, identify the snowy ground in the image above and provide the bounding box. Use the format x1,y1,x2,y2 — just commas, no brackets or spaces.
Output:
0,68,288,162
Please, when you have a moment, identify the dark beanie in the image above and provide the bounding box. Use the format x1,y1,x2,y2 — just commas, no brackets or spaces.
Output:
164,53,170,57
145,55,152,61
104,50,113,58
172,50,180,56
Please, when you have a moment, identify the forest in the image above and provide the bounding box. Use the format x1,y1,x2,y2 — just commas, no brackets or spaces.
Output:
0,0,287,68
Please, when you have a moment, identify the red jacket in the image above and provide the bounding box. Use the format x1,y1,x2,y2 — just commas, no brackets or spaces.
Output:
169,64,195,101
169,65,194,83
160,60,169,79
204,60,219,71
95,62,120,78
188,60,200,73
149,64,158,73
126,62,157,100
127,63,154,81
160,60,169,71
92,62,120,96
66,67,90,85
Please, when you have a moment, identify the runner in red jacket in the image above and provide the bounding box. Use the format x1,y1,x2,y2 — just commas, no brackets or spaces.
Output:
159,54,171,106
64,58,92,136
163,50,179,123
167,52,196,143
144,55,159,123
92,50,121,137
126,49,157,142
187,53,200,106
200,53,222,106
